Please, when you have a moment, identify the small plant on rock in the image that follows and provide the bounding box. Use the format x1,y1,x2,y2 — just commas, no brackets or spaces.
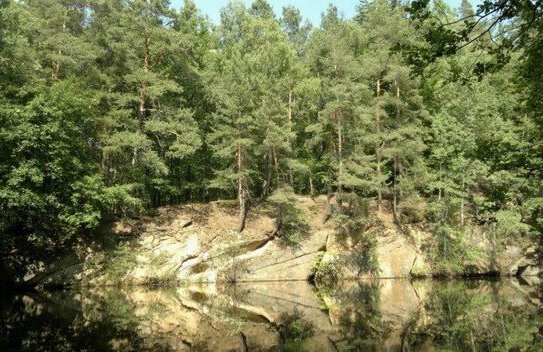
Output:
314,252,339,285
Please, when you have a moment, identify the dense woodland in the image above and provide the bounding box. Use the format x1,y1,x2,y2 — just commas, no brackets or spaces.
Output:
1,0,543,282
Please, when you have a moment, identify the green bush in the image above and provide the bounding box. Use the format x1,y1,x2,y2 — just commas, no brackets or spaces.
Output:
494,209,531,243
432,225,487,276
314,253,339,284
103,245,138,282
268,186,310,246
278,309,315,341
345,233,379,275
400,194,427,223
331,196,374,243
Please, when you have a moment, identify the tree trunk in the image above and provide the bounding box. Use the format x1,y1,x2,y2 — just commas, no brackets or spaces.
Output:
376,78,382,214
52,10,68,80
392,81,400,223
393,156,399,224
287,90,294,186
237,145,247,232
460,179,465,226
138,87,146,127
263,151,272,197
273,146,280,186
131,147,137,165
337,111,343,206
138,36,151,128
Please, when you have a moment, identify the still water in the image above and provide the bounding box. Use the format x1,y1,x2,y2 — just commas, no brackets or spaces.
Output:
1,278,542,351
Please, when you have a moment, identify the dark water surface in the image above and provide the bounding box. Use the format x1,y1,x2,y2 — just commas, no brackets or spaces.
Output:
1,278,542,351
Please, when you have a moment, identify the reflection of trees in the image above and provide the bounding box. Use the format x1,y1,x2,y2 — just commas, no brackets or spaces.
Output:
405,281,543,351
430,283,491,350
2,281,542,352
276,308,315,352
0,290,144,351
327,281,391,350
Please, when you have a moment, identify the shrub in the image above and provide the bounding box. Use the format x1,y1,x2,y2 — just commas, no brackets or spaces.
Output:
432,225,488,276
103,245,137,282
278,309,315,341
218,243,248,283
314,253,339,284
400,194,427,223
493,209,531,243
268,186,310,246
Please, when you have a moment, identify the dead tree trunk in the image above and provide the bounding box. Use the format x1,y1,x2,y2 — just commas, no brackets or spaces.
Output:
336,110,343,208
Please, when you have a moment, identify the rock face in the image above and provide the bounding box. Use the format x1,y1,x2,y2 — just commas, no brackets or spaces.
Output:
235,229,331,281
73,197,336,286
375,232,419,278
503,245,541,277
28,197,542,287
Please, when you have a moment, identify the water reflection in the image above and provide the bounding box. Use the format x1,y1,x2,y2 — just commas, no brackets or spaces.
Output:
0,278,542,351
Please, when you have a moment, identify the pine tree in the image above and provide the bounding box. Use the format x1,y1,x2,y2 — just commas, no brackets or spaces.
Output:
90,0,201,208
306,12,372,207
280,5,312,55
206,4,311,230
249,0,274,19
459,0,475,19
25,0,97,80
205,5,260,231
356,0,427,219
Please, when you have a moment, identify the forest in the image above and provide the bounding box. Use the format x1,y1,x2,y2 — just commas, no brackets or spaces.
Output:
1,0,542,283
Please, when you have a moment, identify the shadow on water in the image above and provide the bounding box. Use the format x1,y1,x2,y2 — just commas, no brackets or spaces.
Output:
0,289,145,351
0,278,542,351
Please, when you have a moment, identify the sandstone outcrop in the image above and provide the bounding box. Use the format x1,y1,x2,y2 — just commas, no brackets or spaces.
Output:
27,197,541,287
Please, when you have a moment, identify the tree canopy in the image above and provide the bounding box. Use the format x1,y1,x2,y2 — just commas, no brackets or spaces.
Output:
1,0,542,282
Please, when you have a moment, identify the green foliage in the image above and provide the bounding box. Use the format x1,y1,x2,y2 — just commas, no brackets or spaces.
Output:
278,308,315,341
432,225,488,276
328,196,379,276
2,0,543,283
328,207,380,279
493,209,531,242
419,282,543,351
103,246,138,283
347,233,379,275
314,252,339,285
215,240,249,283
400,195,428,223
268,186,309,246
332,196,371,239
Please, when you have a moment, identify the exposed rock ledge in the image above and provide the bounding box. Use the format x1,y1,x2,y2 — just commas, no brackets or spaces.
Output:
30,196,542,288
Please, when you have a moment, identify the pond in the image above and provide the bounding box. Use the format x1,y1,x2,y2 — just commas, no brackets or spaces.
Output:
1,278,542,351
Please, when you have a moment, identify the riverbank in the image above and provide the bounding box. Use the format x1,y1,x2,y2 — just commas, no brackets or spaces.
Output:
26,196,542,289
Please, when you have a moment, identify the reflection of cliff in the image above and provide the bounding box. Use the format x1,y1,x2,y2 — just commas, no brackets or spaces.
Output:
1,279,542,351
316,279,426,351
81,285,279,351
85,279,543,351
